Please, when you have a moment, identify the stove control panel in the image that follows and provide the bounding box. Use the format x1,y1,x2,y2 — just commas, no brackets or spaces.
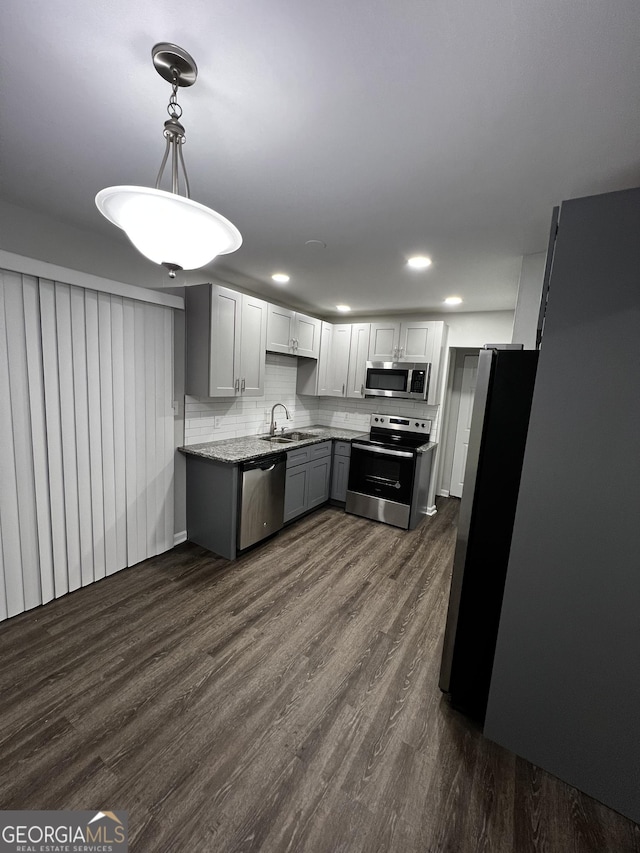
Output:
370,414,431,436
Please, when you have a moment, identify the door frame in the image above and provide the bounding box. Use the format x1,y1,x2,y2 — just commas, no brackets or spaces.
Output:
437,347,481,497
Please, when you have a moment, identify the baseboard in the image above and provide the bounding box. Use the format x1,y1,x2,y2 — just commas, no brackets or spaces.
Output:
426,504,438,516
173,530,187,547
439,489,450,497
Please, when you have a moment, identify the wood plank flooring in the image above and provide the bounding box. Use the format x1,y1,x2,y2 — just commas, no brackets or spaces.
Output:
1,498,639,852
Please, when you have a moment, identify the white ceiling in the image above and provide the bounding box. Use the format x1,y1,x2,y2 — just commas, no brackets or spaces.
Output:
2,0,639,316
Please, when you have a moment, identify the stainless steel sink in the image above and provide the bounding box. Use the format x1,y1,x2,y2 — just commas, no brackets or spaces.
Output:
260,431,318,444
282,431,317,440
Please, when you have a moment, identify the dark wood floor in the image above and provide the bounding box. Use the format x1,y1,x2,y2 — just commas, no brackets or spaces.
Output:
1,498,639,852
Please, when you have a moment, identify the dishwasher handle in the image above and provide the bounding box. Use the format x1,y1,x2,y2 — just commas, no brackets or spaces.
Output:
242,454,286,472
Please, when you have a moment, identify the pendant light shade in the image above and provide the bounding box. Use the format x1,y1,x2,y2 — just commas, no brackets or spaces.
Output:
95,186,242,272
95,43,242,277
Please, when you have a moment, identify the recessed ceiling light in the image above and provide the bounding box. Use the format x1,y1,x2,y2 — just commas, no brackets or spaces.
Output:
272,273,290,283
444,296,463,305
407,256,432,270
336,304,351,312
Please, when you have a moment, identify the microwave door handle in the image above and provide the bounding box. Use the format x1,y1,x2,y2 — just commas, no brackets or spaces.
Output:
352,443,414,459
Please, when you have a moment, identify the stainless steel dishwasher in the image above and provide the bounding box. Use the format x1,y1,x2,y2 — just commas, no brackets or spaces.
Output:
237,453,286,550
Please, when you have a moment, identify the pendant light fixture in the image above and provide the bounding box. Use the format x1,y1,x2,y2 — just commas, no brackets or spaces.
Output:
96,43,242,278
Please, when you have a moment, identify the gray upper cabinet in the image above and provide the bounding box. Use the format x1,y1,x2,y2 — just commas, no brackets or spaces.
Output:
186,284,267,398
298,322,371,400
296,321,332,396
346,323,370,398
369,319,434,362
266,304,295,355
368,320,400,361
239,294,269,395
266,305,321,359
295,312,322,358
367,319,447,404
327,324,352,397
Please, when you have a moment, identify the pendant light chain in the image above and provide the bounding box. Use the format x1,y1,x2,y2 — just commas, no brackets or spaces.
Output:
154,66,191,198
167,72,182,120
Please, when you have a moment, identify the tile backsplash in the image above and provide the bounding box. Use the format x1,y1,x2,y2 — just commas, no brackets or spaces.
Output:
184,353,440,445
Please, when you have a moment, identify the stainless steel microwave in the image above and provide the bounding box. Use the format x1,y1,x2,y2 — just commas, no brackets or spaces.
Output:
364,361,431,400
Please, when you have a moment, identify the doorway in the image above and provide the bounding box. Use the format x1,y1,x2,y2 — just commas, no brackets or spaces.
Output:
439,348,480,499
449,353,478,497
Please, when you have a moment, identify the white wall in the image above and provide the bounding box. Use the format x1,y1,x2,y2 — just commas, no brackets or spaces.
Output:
438,310,514,348
511,252,546,349
0,198,200,294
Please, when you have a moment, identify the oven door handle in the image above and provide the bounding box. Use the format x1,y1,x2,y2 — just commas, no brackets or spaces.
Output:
365,475,402,487
352,443,414,459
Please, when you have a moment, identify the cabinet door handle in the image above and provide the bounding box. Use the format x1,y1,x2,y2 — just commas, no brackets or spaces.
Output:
241,378,246,392
235,378,240,392
360,384,364,396
342,384,345,396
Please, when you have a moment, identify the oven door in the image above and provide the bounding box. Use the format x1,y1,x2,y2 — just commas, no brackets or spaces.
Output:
346,443,416,528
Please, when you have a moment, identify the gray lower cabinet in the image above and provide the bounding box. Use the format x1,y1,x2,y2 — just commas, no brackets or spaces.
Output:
330,441,351,502
308,455,332,509
284,441,332,523
186,455,239,560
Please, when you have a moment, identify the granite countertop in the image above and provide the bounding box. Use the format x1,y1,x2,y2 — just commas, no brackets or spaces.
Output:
179,425,368,464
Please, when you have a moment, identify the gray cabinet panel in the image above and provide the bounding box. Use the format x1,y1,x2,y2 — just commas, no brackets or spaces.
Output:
284,440,332,521
240,294,268,396
330,454,350,502
210,287,241,395
186,455,238,560
309,440,331,461
347,323,370,398
294,312,321,359
286,447,311,468
185,284,266,399
328,324,351,396
267,306,321,358
266,304,294,354
333,441,351,457
307,456,331,509
284,465,308,522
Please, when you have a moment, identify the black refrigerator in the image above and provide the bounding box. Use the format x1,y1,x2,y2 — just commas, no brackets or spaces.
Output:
439,346,538,722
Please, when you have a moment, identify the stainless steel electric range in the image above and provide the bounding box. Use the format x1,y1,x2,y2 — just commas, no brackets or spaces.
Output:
345,413,433,530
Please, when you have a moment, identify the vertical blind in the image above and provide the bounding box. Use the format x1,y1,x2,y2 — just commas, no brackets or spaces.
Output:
0,269,175,621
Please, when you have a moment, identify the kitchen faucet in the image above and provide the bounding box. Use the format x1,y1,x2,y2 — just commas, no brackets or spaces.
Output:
270,403,290,435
